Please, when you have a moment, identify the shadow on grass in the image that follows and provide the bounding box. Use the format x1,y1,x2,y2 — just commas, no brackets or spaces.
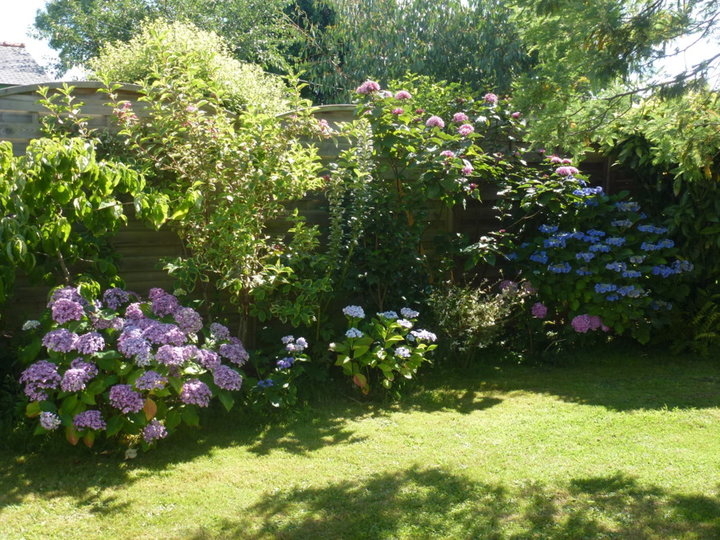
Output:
407,345,720,412
0,399,375,513
189,468,720,539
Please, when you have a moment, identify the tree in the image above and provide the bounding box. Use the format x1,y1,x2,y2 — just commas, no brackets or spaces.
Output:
34,0,298,73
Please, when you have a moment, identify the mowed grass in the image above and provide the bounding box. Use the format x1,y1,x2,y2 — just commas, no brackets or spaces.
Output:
2,346,720,539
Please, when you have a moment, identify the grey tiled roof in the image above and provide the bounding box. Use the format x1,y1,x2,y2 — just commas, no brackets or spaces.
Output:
0,43,49,86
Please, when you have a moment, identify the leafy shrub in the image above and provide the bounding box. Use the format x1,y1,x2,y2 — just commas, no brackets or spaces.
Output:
329,305,437,395
19,286,249,450
90,19,289,115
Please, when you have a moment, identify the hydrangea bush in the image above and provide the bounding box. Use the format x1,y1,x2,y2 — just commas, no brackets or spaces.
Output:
20,286,248,449
246,335,309,410
504,158,693,343
329,305,437,394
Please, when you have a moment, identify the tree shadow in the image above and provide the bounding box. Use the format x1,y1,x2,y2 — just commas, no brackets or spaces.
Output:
188,468,720,539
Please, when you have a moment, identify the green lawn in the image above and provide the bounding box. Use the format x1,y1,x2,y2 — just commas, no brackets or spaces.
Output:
2,346,720,539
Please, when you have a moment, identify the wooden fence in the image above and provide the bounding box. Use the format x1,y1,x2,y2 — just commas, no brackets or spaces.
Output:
0,83,638,326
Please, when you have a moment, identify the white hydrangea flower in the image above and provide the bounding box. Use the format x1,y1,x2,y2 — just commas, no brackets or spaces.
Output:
22,320,41,331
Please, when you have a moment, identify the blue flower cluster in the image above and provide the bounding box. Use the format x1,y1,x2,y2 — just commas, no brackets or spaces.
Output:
611,219,633,228
652,260,694,278
544,237,566,248
548,262,572,274
642,239,674,251
637,225,668,234
576,252,595,262
622,270,642,278
605,261,627,272
605,237,626,246
589,243,610,253
538,224,558,234
573,186,604,197
530,251,548,264
594,283,617,294
615,201,641,212
576,267,593,276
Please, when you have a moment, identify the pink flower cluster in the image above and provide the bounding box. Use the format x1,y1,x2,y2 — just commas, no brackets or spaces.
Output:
356,80,381,94
531,302,548,319
571,314,610,333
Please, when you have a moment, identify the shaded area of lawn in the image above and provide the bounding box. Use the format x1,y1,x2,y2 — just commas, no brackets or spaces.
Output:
193,467,720,539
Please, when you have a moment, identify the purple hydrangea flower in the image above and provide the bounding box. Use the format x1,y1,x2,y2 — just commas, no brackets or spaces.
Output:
174,307,203,334
51,298,85,324
531,302,548,319
134,370,168,391
155,345,191,367
356,80,381,94
571,314,593,333
60,360,98,392
458,124,474,137
48,286,83,308
20,360,61,401
394,90,412,100
483,92,498,104
73,410,106,431
213,365,243,390
219,340,249,366
257,379,274,388
109,384,144,413
425,116,445,128
395,346,412,358
75,332,105,355
103,288,130,310
39,411,62,431
149,288,179,317
42,329,78,353
143,419,168,443
196,349,221,370
276,357,295,370
180,379,212,407
142,322,185,345
125,302,145,320
209,322,230,341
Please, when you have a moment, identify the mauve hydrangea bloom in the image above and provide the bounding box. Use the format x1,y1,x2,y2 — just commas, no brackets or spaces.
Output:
174,307,203,334
343,305,365,319
61,368,91,392
20,360,61,401
411,329,437,342
48,286,83,308
400,307,419,319
75,332,105,355
281,335,294,344
549,155,563,164
346,327,363,338
483,93,498,104
571,314,593,333
39,411,61,431
462,165,474,176
42,328,78,353
395,346,412,358
391,107,404,115
109,384,144,414
213,365,243,390
135,370,168,391
452,112,469,123
142,322,185,346
511,111,521,119
395,90,412,100
125,302,145,320
531,302,548,319
276,357,295,370
118,329,152,365
555,166,579,176
155,345,193,367
356,80,381,94
286,337,308,353
22,320,41,331
74,410,106,430
196,349,221,370
458,124,474,137
219,340,249,366
51,298,84,324
180,379,212,407
499,280,518,292
143,420,168,443
440,150,456,159
92,314,124,330
210,322,230,341
425,116,445,128
103,288,130,310
149,288,179,317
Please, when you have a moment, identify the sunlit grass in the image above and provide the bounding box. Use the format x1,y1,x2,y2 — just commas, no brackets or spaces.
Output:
2,346,720,539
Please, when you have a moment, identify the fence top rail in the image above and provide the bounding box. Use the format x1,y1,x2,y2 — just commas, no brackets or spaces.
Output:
0,80,142,98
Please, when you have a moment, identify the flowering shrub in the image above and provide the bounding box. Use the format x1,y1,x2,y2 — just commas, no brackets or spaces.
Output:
504,162,693,342
247,335,309,409
20,286,248,450
329,305,437,394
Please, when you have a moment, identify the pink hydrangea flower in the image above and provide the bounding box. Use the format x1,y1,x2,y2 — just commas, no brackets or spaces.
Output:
549,155,563,164
356,80,381,94
391,108,404,115
458,124,474,137
483,93,498,104
588,315,603,330
511,111,521,119
571,314,592,333
531,302,548,319
561,158,573,164
440,150,456,158
452,112,469,123
425,115,445,128
556,166,580,177
395,90,412,100
462,165,474,176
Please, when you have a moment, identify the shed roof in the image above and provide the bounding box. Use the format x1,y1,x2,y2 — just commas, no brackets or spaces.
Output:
0,42,50,86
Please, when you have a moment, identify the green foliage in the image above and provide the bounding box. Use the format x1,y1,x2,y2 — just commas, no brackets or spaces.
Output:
0,128,150,304
102,65,322,336
330,307,436,396
35,0,299,74
298,0,529,102
89,19,290,115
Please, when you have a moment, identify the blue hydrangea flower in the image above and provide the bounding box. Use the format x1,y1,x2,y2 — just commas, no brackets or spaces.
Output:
672,260,693,273
576,252,595,262
611,219,633,228
586,229,606,237
544,237,566,248
530,251,549,264
651,265,676,278
538,224,559,234
615,201,641,212
576,267,593,276
547,262,572,274
605,237,626,246
657,238,675,248
595,283,617,294
588,243,610,253
629,255,646,264
606,294,620,301
622,270,642,278
605,261,627,272
640,242,658,251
